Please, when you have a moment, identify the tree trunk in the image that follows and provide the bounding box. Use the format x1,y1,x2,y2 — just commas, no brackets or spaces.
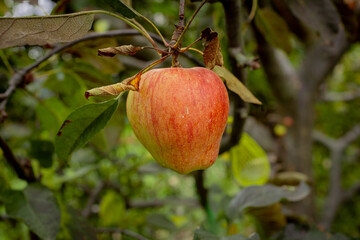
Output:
284,88,316,220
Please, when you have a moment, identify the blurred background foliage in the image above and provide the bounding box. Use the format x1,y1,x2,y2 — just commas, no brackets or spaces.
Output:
0,0,360,240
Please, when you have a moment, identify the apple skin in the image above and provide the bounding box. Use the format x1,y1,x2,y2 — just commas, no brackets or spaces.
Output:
126,67,229,174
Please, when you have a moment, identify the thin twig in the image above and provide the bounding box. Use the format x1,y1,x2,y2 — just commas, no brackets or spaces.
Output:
96,228,149,240
82,181,106,217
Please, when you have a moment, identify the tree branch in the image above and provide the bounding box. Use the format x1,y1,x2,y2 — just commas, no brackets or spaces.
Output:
96,227,149,240
0,135,36,182
82,181,106,217
320,89,360,102
316,125,360,229
299,27,350,92
0,29,203,122
253,30,299,114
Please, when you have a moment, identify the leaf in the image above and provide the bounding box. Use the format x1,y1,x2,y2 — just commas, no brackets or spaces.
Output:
0,12,94,49
146,213,176,231
213,66,262,105
85,75,138,98
28,140,54,168
283,181,311,202
103,0,140,18
254,8,292,53
226,182,311,220
284,0,341,44
55,97,119,163
98,45,144,57
5,184,61,240
202,28,224,69
193,229,219,240
231,133,270,186
60,206,97,240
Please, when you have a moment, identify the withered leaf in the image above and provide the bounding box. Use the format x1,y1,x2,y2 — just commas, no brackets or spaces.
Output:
98,45,144,57
202,28,224,69
0,12,94,49
85,74,141,99
213,66,262,105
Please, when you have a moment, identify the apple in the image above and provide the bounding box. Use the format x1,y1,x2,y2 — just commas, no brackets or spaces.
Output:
126,67,229,174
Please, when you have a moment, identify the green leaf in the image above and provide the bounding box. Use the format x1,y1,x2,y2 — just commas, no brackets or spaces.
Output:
35,97,70,136
284,0,340,43
0,12,94,49
193,229,219,240
28,140,54,168
60,206,97,240
226,182,311,220
213,66,261,105
254,8,292,53
4,184,61,240
231,133,271,186
103,0,139,18
55,97,120,163
146,213,176,231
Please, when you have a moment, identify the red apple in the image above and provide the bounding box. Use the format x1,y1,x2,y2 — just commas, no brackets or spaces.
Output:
126,67,229,174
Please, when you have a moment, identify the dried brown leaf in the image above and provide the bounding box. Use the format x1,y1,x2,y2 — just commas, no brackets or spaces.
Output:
213,66,262,105
0,12,94,49
202,28,224,69
85,76,137,99
98,45,144,57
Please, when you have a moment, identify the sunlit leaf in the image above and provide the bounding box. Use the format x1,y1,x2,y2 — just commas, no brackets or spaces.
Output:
4,184,60,240
231,133,270,186
284,0,341,44
254,8,292,53
0,12,94,49
213,66,262,104
55,97,120,163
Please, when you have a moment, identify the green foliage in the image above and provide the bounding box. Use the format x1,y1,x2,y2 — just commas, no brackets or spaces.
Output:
226,182,310,221
1,0,360,239
4,184,60,240
231,133,270,186
55,97,120,163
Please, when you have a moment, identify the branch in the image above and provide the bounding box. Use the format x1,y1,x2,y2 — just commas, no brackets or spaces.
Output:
218,0,248,154
96,228,149,240
82,181,106,217
299,27,350,92
129,198,199,208
320,89,360,102
0,135,36,182
338,124,360,149
316,125,360,229
313,130,336,149
0,29,203,122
